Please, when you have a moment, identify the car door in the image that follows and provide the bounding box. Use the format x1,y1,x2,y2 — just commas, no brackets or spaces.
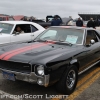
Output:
0,34,10,45
10,24,37,43
79,30,100,71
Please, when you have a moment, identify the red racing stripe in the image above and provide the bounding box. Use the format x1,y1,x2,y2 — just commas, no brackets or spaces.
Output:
2,42,54,60
0,43,43,59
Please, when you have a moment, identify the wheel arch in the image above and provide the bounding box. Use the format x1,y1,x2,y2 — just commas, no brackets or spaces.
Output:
69,59,80,70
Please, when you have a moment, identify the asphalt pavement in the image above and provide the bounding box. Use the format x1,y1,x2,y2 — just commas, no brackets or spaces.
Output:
0,65,99,100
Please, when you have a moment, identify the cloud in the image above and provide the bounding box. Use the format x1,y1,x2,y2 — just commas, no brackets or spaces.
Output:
0,0,100,18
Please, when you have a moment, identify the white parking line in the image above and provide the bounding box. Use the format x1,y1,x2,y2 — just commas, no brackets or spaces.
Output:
0,90,22,100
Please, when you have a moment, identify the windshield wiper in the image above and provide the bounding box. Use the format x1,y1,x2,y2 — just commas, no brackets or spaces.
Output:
27,39,47,43
36,39,48,42
27,39,73,46
56,40,73,46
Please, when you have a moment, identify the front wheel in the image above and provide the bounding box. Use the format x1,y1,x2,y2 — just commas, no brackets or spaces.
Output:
56,65,78,95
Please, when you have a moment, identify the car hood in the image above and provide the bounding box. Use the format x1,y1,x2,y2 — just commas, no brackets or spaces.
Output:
0,42,79,64
0,33,9,37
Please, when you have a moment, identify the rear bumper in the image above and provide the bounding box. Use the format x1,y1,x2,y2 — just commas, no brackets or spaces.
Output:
0,68,49,87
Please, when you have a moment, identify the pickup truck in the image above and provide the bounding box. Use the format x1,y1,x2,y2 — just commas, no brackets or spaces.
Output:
32,15,72,28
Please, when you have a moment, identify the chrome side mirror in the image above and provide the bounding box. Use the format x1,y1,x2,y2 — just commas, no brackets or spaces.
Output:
15,32,20,35
13,32,20,36
12,31,20,36
90,39,95,44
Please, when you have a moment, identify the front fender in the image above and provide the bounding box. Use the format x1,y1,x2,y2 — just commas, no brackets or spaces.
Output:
69,59,80,70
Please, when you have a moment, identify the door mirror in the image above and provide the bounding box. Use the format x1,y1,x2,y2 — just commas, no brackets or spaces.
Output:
85,39,95,47
13,31,20,36
13,32,20,36
15,32,20,35
90,39,95,44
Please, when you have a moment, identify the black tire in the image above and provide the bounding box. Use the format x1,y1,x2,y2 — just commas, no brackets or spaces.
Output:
56,65,78,95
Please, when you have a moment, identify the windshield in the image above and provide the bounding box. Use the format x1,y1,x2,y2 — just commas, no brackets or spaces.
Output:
47,17,53,22
0,23,14,34
35,28,84,45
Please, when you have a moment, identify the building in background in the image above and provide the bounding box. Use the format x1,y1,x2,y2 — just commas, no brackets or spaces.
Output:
78,12,100,21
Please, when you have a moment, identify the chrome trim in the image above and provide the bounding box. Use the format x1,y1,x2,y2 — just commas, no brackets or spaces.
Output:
83,29,87,45
81,29,85,45
0,68,49,87
44,75,50,87
34,64,45,76
66,70,76,89
78,60,100,75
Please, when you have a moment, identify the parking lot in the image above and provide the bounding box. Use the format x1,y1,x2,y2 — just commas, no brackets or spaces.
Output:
0,65,99,100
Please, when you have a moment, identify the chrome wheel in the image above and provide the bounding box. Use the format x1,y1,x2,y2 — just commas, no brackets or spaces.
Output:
66,70,76,89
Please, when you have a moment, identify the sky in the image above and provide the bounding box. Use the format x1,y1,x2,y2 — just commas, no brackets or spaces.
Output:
0,0,100,19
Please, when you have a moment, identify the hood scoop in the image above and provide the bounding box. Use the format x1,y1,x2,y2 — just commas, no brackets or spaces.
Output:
24,49,54,56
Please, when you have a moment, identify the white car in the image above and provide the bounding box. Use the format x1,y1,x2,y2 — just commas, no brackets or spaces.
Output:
0,21,45,45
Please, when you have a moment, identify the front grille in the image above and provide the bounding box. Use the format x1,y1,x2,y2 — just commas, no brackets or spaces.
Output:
0,60,31,73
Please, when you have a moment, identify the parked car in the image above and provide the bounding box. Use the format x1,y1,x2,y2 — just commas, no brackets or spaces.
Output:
0,21,45,45
0,16,14,21
0,26,100,94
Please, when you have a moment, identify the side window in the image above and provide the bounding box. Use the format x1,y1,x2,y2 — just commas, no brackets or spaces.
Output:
14,24,31,34
86,30,98,45
92,30,100,40
31,25,38,32
25,24,31,33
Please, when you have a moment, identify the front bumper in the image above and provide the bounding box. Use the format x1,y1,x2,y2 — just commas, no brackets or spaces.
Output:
0,68,50,87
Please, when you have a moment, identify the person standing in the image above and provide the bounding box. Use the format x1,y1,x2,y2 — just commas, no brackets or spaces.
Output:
87,18,95,28
23,16,28,21
51,15,62,26
29,16,35,22
76,18,83,27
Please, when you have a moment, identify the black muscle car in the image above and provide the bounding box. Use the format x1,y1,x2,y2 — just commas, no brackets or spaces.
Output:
0,26,100,95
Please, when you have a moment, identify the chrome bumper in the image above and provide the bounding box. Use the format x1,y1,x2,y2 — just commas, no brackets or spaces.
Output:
0,68,49,87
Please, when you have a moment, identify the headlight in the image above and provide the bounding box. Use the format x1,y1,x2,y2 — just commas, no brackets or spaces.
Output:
37,65,44,76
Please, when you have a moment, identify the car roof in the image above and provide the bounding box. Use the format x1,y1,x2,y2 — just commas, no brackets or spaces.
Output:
51,26,94,30
0,21,35,25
